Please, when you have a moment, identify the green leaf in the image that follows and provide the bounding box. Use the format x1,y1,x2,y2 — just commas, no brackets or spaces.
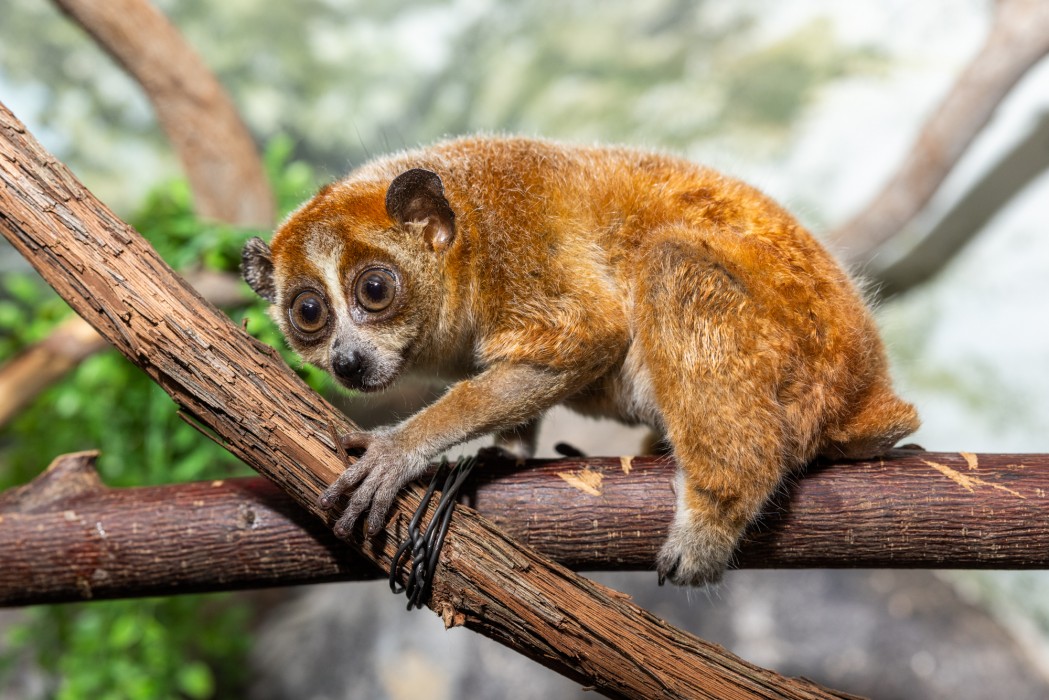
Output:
108,613,141,650
177,661,215,699
0,137,312,698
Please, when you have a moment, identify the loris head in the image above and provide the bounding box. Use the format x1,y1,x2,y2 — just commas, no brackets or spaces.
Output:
241,168,456,392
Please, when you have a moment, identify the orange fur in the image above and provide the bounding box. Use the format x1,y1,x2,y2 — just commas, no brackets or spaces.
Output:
243,136,919,585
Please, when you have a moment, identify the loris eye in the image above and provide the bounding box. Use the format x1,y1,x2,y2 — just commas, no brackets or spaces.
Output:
354,268,397,312
289,290,329,333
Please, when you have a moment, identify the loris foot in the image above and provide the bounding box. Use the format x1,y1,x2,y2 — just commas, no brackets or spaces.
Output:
656,507,735,587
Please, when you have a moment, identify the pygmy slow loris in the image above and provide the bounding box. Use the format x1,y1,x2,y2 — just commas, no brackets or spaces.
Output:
242,136,919,586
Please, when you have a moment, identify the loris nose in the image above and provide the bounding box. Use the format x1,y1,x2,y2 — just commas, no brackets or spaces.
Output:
332,351,365,382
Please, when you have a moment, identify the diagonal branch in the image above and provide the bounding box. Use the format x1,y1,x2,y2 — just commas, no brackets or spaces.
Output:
829,0,1049,268
0,0,276,427
0,101,851,699
874,112,1049,297
0,268,248,427
51,0,275,227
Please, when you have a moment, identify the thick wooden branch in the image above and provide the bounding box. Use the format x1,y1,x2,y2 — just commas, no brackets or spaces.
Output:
829,0,1049,269
52,0,275,227
0,269,248,427
1,449,1045,607
0,101,850,699
2,0,277,422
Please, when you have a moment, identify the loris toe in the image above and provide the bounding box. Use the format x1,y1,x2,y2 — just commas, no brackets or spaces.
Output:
656,514,734,587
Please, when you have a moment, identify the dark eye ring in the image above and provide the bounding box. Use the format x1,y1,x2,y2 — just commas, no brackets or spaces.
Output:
289,290,328,334
354,268,397,313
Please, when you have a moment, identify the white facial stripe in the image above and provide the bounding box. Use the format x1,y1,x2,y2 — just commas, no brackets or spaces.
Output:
288,230,414,391
304,234,348,318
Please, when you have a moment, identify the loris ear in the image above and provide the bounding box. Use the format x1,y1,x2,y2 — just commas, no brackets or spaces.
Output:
242,237,277,302
385,168,456,252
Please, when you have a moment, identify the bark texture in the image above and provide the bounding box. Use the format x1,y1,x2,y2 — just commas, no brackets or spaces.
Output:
1,450,1045,607
0,268,247,427
0,101,851,700
1,0,274,426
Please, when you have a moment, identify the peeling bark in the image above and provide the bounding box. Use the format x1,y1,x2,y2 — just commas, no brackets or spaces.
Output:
0,268,247,428
1,0,273,424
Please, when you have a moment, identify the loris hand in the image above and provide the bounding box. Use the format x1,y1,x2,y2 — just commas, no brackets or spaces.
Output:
319,428,430,538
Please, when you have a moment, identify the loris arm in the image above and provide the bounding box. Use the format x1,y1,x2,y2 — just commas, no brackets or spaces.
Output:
320,362,576,537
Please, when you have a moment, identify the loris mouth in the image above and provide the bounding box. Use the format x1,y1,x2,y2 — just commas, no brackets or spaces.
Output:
340,375,395,393
333,362,400,394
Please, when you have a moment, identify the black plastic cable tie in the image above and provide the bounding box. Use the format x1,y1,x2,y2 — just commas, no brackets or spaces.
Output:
554,442,587,458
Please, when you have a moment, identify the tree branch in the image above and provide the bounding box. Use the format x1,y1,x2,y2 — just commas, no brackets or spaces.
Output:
0,0,276,425
0,314,108,426
0,100,851,699
874,112,1049,297
1,449,1045,607
829,0,1049,269
51,0,275,227
0,268,248,427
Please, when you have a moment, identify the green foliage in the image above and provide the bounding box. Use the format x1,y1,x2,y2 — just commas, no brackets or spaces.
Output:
6,597,249,700
721,20,885,131
0,137,324,488
0,140,320,698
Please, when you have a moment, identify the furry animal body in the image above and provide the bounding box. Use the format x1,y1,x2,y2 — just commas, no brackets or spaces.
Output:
242,136,919,585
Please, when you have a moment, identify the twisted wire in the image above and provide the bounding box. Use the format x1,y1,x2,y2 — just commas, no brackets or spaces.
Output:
389,456,475,610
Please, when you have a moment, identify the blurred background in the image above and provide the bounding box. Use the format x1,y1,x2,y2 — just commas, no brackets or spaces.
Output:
1,0,1048,697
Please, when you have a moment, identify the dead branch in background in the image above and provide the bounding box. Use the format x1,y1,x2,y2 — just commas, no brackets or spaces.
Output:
1,100,852,700
12,0,1049,423
829,0,1049,276
2,449,1046,607
52,0,274,227
875,112,1049,296
0,0,274,426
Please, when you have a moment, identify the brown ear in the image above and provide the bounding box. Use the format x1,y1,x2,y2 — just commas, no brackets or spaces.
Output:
242,236,277,302
385,168,456,252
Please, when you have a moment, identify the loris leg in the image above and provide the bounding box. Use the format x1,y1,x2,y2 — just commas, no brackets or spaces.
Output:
634,237,789,586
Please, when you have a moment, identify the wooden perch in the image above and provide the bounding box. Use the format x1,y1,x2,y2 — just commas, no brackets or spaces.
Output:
0,268,248,427
0,0,276,426
1,449,1046,607
0,101,853,699
829,0,1049,268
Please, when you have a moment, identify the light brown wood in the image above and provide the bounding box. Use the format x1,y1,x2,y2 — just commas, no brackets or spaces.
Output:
0,315,108,426
0,268,247,427
1,0,273,426
52,0,275,227
1,100,852,700
829,0,1049,267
